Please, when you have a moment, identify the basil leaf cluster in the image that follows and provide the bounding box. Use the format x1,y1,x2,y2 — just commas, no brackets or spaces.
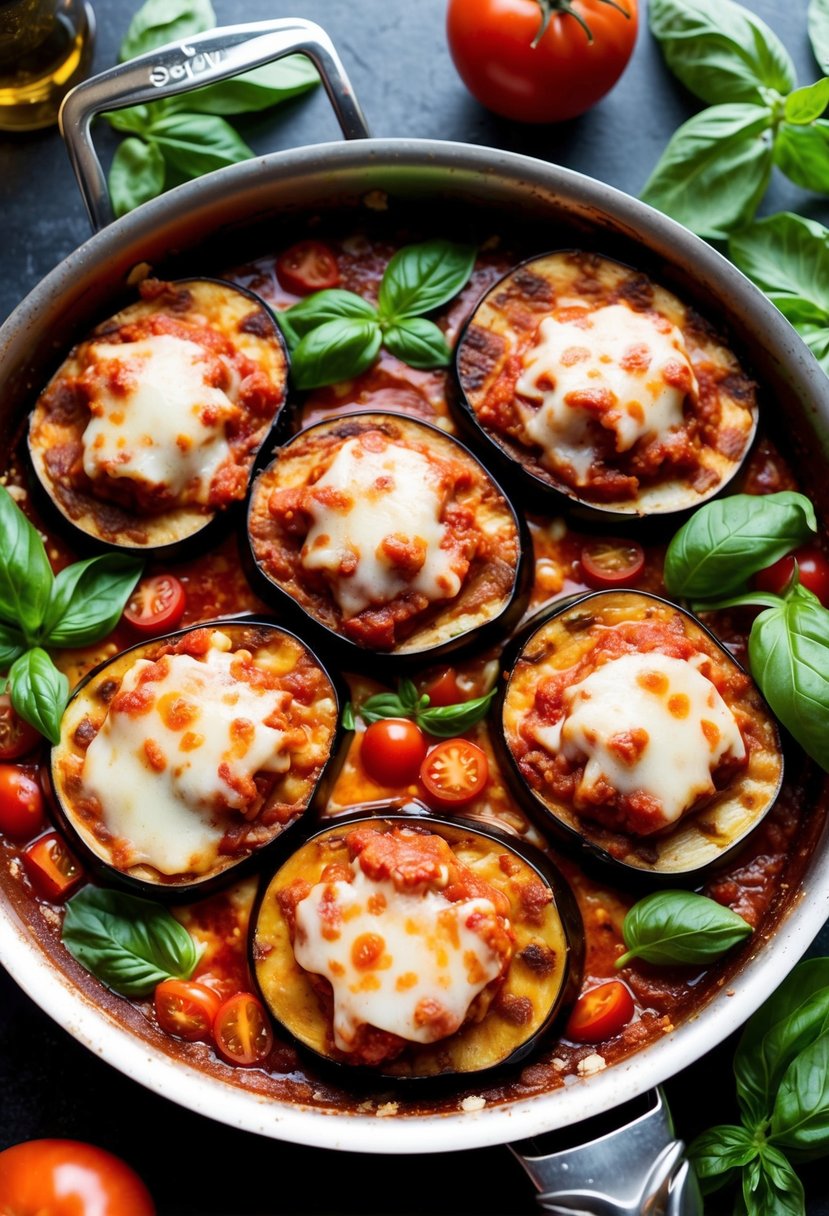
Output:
688,957,829,1214
279,240,476,389
106,0,320,216
615,890,753,969
0,487,143,745
664,491,829,773
343,676,495,739
62,886,199,997
643,0,829,237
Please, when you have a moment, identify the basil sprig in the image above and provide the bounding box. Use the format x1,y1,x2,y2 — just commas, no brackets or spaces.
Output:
279,239,476,389
643,0,829,237
687,957,829,1214
343,677,495,739
106,0,320,216
615,890,753,969
62,885,199,997
0,487,143,745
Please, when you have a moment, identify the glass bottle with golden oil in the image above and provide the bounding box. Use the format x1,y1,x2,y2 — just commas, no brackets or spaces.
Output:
0,0,95,132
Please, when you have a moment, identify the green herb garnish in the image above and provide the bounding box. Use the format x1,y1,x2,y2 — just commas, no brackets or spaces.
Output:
615,890,753,969
343,677,495,739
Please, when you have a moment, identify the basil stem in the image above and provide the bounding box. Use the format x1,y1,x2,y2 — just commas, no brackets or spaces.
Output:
615,889,753,969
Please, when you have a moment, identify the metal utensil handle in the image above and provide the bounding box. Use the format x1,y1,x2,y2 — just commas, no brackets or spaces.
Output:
509,1088,703,1215
59,18,370,233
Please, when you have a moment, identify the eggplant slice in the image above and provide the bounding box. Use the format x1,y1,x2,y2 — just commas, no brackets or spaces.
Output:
253,808,583,1079
455,251,758,519
496,591,784,881
28,278,289,557
245,411,531,668
50,620,342,899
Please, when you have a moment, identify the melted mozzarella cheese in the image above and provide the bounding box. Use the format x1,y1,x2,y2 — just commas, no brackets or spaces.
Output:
532,651,745,827
515,304,697,481
300,435,463,617
81,636,293,875
80,333,236,502
293,864,503,1050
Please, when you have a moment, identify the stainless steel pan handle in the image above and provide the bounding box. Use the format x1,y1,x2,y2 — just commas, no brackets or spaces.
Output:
58,18,370,233
510,1088,703,1215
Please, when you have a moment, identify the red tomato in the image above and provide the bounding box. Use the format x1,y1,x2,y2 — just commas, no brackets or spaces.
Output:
123,574,187,635
580,538,645,588
214,992,274,1066
154,978,222,1043
22,832,84,901
753,544,829,607
446,0,638,124
422,667,463,707
565,979,635,1043
0,694,42,760
0,765,46,839
0,1139,155,1215
360,718,429,787
276,240,340,295
419,738,489,805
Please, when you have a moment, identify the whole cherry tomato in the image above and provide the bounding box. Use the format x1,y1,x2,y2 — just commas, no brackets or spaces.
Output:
446,0,639,124
753,544,829,607
276,240,340,295
0,1139,155,1216
154,978,222,1043
419,738,489,806
565,978,635,1042
360,718,429,787
123,574,187,635
0,765,46,839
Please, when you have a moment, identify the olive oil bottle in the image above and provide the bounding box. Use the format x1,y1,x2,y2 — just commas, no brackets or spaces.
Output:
0,0,95,131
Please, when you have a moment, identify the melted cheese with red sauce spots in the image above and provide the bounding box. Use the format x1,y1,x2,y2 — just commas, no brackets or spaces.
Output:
531,651,745,827
299,434,464,617
80,634,293,875
515,304,698,481
293,862,504,1050
80,333,237,502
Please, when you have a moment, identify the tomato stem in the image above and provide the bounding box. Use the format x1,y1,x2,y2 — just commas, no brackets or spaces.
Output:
532,0,631,47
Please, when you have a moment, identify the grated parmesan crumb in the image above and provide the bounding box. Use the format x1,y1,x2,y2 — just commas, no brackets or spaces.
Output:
551,1057,566,1071
461,1095,486,1112
6,484,26,502
577,1053,607,1077
376,1102,399,1117
356,1100,375,1113
39,905,61,930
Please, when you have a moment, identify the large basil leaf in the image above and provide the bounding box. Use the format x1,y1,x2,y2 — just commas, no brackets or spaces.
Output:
770,295,829,373
147,112,253,177
109,137,166,218
648,0,796,106
810,0,829,76
119,0,215,61
42,555,144,647
749,585,829,771
383,317,452,368
774,122,829,193
663,492,817,601
281,289,377,345
744,1146,805,1216
62,886,199,997
8,648,68,746
615,890,752,969
640,104,775,239
290,318,382,389
0,486,53,640
377,240,476,319
687,1124,758,1195
729,212,829,305
166,56,319,115
770,1032,829,1158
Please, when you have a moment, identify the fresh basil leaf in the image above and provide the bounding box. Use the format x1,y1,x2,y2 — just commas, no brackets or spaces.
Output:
105,104,154,136
119,0,215,62
0,487,54,641
744,1146,805,1216
62,886,199,997
769,294,829,373
648,0,796,106
640,104,775,239
615,890,753,969
774,121,829,193
42,555,144,647
109,137,166,218
770,1031,829,1157
749,585,829,771
165,56,319,115
416,689,496,738
687,1124,758,1195
785,78,829,124
147,112,253,178
378,240,476,320
359,694,410,724
729,212,829,306
290,318,382,390
810,0,829,76
397,679,421,711
8,648,68,746
282,289,377,344
663,491,817,601
383,317,452,369
0,623,25,673
341,702,356,731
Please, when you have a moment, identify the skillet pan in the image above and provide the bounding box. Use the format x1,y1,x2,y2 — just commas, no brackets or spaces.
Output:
1,17,829,1209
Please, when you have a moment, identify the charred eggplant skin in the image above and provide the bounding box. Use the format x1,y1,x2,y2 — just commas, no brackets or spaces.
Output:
243,410,532,674
453,251,758,524
494,590,784,885
251,804,583,1083
49,619,347,902
27,277,290,561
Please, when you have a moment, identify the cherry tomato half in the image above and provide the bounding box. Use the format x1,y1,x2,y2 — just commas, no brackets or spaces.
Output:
154,978,222,1043
580,538,645,589
419,738,489,806
22,831,84,901
123,574,187,635
214,992,274,1066
360,718,429,787
753,544,829,608
0,1139,156,1216
422,667,463,708
276,240,340,295
565,979,635,1043
0,693,42,760
0,765,46,839
446,0,639,124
